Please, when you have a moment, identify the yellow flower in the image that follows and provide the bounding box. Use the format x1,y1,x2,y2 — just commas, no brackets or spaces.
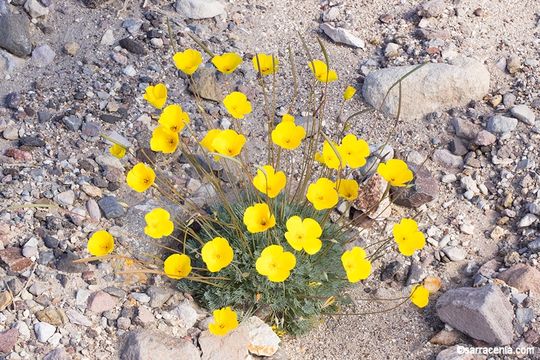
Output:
87,230,114,256
252,53,279,75
284,216,323,255
341,247,371,283
343,86,356,100
209,307,238,336
321,140,343,170
393,218,426,256
281,114,295,122
143,83,167,109
308,60,338,83
173,49,202,75
255,245,296,282
163,253,192,279
223,92,252,119
410,284,429,308
144,208,174,239
271,121,306,150
336,179,359,201
211,53,243,74
252,165,287,198
150,126,179,154
340,134,370,168
243,203,276,233
377,159,414,187
158,104,190,133
212,129,247,158
201,237,234,272
314,151,324,164
109,144,126,159
306,178,338,210
200,129,222,152
126,163,155,193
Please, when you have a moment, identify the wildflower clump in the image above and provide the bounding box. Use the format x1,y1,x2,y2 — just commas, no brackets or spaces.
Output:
91,35,433,336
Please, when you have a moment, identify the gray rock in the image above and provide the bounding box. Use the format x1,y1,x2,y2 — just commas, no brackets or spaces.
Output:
55,190,75,206
98,196,125,219
65,309,92,327
528,238,540,253
118,38,146,55
86,199,101,221
418,0,446,17
55,251,88,273
433,149,463,168
486,115,517,134
24,0,49,18
34,322,56,342
43,348,69,360
362,56,490,119
175,301,198,329
0,14,32,57
120,330,200,360
474,130,496,146
510,105,536,125
392,164,438,208
436,285,514,345
451,117,481,140
319,23,365,49
31,44,55,67
146,286,174,308
322,7,339,22
0,0,6,15
174,0,226,19
384,43,400,58
81,122,101,138
62,115,82,131
517,213,537,228
19,136,45,147
442,246,467,261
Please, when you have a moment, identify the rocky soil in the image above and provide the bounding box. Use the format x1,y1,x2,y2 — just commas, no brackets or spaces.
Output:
1,0,540,359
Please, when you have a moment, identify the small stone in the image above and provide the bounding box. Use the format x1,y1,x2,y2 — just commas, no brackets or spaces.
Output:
433,149,463,168
322,7,340,22
87,290,117,313
120,330,200,360
62,115,82,131
418,0,445,17
507,55,521,74
66,309,92,327
442,246,467,261
135,306,154,325
0,328,18,353
19,135,45,147
0,247,32,272
34,322,56,343
429,329,461,346
86,199,101,221
81,122,100,138
451,117,481,140
43,349,69,360
486,115,518,134
474,130,496,146
392,164,438,208
147,286,174,308
0,14,32,57
119,38,146,55
123,65,136,77
0,291,12,311
320,23,365,49
460,223,474,235
174,301,198,329
510,105,536,125
117,317,131,330
98,196,125,219
37,111,52,123
55,251,87,273
384,43,400,58
3,126,18,140
63,42,80,56
24,0,49,18
31,44,55,67
174,0,226,19
55,190,75,206
518,213,538,228
503,93,516,108
100,113,122,124
528,238,540,253
35,307,67,326
101,29,115,46
131,292,151,303
498,264,540,297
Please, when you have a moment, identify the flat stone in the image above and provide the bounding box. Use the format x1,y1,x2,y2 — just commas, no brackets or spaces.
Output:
442,246,467,261
86,199,101,221
433,149,463,168
95,154,123,169
54,251,87,273
392,164,438,208
146,286,174,308
118,38,146,55
98,196,125,219
0,247,33,272
35,307,67,326
362,56,490,119
320,23,365,49
188,66,226,102
34,322,56,343
62,115,82,131
87,290,117,313
55,190,75,206
119,330,200,360
451,118,481,140
19,135,45,147
510,105,536,125
0,328,18,353
497,263,540,297
174,0,226,19
65,309,92,327
0,14,32,57
436,285,514,345
486,115,518,134
100,29,115,46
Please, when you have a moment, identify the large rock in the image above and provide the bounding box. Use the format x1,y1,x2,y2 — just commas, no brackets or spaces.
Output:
497,263,540,297
119,330,200,360
174,0,226,19
362,56,490,119
436,285,514,345
0,14,32,57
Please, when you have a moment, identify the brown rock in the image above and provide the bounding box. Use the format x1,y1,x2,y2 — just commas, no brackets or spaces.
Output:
0,247,33,272
0,291,13,311
36,307,68,326
0,328,18,354
497,263,540,296
392,164,438,208
189,67,227,102
352,173,391,220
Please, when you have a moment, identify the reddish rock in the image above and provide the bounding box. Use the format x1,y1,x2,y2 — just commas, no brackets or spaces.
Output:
4,148,32,161
392,164,439,208
0,248,33,272
87,290,117,313
0,328,18,353
497,263,540,297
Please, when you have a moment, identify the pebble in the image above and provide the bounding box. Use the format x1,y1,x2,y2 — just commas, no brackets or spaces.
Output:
123,65,137,77
100,29,115,46
319,23,365,49
486,115,518,134
63,41,80,56
433,149,463,168
24,0,49,18
175,301,198,329
87,291,117,313
62,115,82,131
97,196,125,219
507,54,521,74
174,0,226,19
131,292,151,304
31,44,56,68
517,213,538,228
86,199,101,221
118,38,146,55
0,328,18,353
442,246,467,261
0,14,32,57
3,126,19,140
474,130,497,146
34,322,56,342
510,105,536,125
55,190,75,206
81,121,101,138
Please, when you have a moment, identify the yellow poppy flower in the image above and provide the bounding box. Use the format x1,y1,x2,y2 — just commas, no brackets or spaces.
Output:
321,140,344,170
252,53,279,75
271,121,306,150
252,165,287,198
243,203,276,233
377,159,414,187
200,129,222,152
212,129,247,158
343,86,356,100
126,163,156,193
306,178,339,210
208,307,238,336
163,253,192,279
223,92,252,119
143,83,167,109
109,143,126,159
255,245,296,282
284,216,323,255
336,179,359,201
392,218,426,256
211,53,243,74
158,104,190,133
87,230,114,256
172,49,202,75
340,134,370,168
201,237,234,272
308,60,338,83
341,247,371,283
281,114,295,122
410,284,429,308
150,126,179,154
144,208,174,239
